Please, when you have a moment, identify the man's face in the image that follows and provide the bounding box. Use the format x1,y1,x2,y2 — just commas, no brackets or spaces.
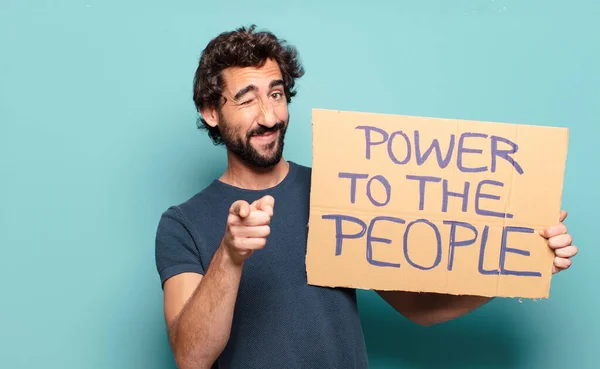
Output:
214,58,289,168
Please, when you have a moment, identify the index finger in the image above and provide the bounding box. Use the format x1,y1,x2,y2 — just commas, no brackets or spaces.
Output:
540,223,567,238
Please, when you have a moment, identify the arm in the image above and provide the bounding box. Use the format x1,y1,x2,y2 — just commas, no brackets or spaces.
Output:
164,245,243,369
376,290,492,326
162,195,274,369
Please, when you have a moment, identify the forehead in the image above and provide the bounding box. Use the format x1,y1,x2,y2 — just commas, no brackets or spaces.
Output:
221,59,283,93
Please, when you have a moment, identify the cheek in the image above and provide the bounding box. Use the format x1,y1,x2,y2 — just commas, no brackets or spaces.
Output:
225,109,256,132
240,110,261,131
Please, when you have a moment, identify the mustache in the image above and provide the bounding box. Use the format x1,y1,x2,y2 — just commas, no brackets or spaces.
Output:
247,121,286,139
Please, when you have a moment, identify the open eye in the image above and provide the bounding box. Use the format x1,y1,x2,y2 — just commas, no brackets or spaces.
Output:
271,91,284,100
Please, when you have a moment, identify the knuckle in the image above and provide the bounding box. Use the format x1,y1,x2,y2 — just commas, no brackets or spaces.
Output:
257,212,268,222
229,226,240,237
232,237,244,250
551,235,562,247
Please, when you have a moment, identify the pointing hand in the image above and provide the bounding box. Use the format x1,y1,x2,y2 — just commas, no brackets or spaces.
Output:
222,195,274,265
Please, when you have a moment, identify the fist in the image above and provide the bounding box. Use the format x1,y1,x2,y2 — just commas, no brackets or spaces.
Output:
540,210,578,274
222,195,274,265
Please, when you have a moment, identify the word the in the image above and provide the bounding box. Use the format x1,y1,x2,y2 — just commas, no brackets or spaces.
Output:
338,172,515,219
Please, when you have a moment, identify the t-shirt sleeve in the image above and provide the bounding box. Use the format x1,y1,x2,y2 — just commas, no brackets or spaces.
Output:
155,206,205,288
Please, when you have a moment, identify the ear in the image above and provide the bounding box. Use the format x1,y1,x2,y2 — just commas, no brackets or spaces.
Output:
200,106,219,128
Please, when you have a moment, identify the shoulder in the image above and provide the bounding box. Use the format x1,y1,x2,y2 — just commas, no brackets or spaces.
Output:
294,161,312,174
165,180,225,222
155,181,223,242
289,160,312,182
154,183,222,280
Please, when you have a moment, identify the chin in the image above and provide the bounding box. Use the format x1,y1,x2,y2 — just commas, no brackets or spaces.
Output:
252,152,283,169
254,140,280,155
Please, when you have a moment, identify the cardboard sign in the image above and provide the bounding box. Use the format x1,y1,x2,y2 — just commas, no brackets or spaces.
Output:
306,109,569,298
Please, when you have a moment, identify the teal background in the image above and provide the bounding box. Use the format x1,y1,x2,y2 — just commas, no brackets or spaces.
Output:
1,0,598,368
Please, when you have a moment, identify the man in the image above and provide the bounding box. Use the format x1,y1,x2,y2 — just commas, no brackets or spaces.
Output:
155,25,578,369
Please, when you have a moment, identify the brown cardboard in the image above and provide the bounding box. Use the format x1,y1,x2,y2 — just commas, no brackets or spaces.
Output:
306,108,569,298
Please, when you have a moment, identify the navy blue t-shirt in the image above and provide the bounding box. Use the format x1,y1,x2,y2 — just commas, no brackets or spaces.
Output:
155,161,369,368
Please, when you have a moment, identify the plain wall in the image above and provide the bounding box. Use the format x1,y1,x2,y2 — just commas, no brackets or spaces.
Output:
1,0,598,368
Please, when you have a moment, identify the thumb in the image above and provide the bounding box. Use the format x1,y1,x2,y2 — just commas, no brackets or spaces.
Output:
252,195,275,216
230,200,251,218
559,210,568,222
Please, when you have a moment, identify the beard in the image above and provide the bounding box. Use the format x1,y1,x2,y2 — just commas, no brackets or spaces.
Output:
219,113,287,169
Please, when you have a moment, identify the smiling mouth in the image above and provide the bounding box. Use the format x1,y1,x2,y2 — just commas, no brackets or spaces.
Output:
252,130,277,141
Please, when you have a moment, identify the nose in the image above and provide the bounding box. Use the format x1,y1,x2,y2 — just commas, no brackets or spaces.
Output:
257,98,278,128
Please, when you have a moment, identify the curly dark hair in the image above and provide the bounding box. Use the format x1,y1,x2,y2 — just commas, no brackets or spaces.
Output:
192,25,305,145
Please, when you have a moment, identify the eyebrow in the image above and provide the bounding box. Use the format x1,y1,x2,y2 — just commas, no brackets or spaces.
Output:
233,85,257,101
232,79,285,101
270,79,284,89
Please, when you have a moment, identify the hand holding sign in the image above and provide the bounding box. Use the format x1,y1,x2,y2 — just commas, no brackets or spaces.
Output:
222,195,274,265
540,210,577,274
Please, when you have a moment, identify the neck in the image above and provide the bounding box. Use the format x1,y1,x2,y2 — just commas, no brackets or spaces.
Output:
220,151,290,190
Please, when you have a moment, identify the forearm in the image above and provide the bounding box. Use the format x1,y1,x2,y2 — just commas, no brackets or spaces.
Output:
377,290,492,326
170,245,242,368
